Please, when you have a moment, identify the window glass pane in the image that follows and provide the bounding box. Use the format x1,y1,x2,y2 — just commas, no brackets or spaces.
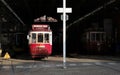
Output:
44,34,49,43
96,33,100,41
38,33,43,42
32,33,36,43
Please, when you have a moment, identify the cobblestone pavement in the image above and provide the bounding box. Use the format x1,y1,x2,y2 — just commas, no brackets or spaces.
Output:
0,56,120,75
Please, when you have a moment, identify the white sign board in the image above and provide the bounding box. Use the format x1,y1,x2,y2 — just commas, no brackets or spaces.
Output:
57,8,72,13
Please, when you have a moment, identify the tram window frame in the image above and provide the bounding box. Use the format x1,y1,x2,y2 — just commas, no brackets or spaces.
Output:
44,33,49,43
38,33,43,43
31,33,36,43
90,32,96,42
90,32,106,42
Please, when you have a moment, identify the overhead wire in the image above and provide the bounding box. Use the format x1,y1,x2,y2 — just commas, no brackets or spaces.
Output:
0,0,25,26
67,0,116,29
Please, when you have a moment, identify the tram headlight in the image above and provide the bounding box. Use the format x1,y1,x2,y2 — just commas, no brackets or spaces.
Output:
39,45,45,48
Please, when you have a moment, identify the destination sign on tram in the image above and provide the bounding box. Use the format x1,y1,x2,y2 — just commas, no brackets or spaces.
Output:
32,25,50,31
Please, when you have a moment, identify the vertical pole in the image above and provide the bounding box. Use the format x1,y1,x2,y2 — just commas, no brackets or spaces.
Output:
63,0,66,68
0,20,1,49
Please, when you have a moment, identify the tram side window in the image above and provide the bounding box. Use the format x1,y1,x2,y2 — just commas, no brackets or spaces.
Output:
44,34,49,43
38,33,43,43
96,33,100,41
32,33,36,43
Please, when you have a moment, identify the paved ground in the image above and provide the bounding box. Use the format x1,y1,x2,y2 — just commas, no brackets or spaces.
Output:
0,55,120,75
0,55,120,64
1,61,120,75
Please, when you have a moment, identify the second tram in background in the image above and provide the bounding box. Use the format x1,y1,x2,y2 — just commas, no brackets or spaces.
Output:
81,28,109,53
27,24,52,58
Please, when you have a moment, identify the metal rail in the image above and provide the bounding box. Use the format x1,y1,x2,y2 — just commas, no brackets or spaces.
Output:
0,0,25,26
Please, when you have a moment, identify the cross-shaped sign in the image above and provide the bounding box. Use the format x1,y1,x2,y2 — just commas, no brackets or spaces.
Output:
57,8,72,20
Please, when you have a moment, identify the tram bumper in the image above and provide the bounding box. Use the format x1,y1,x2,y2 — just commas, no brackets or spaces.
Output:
30,47,51,58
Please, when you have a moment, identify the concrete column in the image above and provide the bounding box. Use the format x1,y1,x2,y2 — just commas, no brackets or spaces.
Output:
115,14,120,54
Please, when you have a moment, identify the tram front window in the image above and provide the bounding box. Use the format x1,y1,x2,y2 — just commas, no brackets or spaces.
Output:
90,32,106,42
38,33,43,43
96,33,100,41
44,34,49,43
32,33,36,43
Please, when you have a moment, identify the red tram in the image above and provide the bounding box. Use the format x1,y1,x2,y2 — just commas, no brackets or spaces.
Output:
27,24,52,58
81,29,107,52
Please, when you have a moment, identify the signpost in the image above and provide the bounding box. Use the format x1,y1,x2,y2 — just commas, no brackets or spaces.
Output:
57,1,72,68
60,14,69,21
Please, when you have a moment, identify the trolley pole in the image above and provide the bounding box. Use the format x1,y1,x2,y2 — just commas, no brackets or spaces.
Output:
63,0,66,69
